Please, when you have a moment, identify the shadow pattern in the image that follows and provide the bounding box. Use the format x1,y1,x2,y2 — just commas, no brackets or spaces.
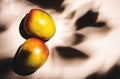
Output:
86,65,120,79
0,25,7,32
56,46,89,59
27,0,64,12
75,10,106,30
19,14,32,39
72,34,85,45
0,58,13,76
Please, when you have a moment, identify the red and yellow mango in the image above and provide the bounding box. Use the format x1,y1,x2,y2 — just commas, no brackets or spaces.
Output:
24,9,56,41
13,38,49,76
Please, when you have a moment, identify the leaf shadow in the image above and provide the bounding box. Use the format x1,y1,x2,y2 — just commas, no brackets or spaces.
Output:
0,58,13,76
86,65,120,79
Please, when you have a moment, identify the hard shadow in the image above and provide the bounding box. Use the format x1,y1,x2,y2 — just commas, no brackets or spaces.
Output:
0,25,7,32
86,65,120,79
27,0,64,12
19,14,32,39
56,46,89,59
0,58,13,76
75,10,106,30
72,34,85,45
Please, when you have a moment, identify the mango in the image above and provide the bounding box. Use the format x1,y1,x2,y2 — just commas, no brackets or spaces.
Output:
24,9,56,41
13,38,49,76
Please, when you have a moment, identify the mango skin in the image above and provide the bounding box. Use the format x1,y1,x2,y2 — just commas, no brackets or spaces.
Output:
12,38,49,76
24,9,56,41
